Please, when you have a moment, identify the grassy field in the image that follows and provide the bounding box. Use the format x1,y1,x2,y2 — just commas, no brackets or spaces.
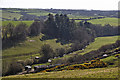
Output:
101,52,120,67
80,36,119,54
62,36,119,59
3,67,118,78
2,35,119,78
68,14,93,19
2,11,21,20
42,36,119,65
1,21,34,26
88,18,118,26
2,34,71,67
2,34,71,75
3,34,70,58
27,12,49,16
2,34,119,63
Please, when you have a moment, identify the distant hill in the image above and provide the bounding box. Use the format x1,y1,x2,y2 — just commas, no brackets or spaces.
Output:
1,8,118,21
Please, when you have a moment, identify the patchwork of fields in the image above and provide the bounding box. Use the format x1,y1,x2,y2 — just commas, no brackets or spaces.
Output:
2,11,22,20
1,8,119,78
1,17,118,27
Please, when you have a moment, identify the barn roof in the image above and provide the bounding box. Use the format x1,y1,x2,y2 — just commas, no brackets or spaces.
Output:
35,56,40,59
25,65,31,68
103,54,108,57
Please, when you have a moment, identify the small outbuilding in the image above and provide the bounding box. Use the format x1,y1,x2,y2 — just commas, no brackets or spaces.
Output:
103,54,108,58
48,59,52,63
25,65,32,71
35,56,40,59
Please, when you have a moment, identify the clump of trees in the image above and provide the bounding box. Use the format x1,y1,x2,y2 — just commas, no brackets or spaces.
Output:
2,22,28,41
43,13,94,42
42,13,95,51
2,60,23,76
29,20,44,36
39,44,66,63
39,44,54,63
2,22,28,49
2,58,35,76
82,22,119,37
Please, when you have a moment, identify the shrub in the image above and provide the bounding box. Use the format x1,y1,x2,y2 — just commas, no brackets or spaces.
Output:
41,70,46,72
6,62,23,75
91,60,96,64
79,64,89,69
84,63,91,66
115,54,119,58
45,69,52,72
90,60,107,68
96,58,100,61
17,60,25,66
40,44,54,63
25,59,34,66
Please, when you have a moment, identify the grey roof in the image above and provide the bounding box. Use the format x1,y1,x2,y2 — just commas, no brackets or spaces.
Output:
34,65,47,68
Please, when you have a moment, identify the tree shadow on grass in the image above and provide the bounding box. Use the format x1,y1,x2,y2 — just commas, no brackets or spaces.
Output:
2,39,26,50
40,35,70,45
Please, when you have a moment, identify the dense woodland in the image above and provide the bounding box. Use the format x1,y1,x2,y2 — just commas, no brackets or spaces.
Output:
2,13,120,76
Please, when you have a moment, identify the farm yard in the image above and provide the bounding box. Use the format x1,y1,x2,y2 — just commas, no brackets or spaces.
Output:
1,8,120,79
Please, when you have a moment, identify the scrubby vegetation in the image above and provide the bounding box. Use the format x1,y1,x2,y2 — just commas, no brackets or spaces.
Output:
3,67,118,78
1,8,120,78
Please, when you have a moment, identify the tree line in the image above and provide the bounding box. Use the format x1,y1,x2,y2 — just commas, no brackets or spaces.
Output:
2,13,119,50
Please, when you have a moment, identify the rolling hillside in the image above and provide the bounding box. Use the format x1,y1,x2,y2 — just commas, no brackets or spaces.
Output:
3,67,118,78
1,21,34,26
2,10,22,20
1,8,119,78
88,18,118,26
54,36,119,60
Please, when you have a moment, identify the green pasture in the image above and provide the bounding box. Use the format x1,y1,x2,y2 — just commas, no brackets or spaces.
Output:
2,11,21,20
27,12,49,16
2,34,70,58
88,18,118,26
81,36,119,54
64,36,119,58
68,14,93,19
1,21,34,26
3,67,118,78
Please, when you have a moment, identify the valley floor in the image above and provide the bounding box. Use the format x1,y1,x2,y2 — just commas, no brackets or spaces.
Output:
3,67,118,78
